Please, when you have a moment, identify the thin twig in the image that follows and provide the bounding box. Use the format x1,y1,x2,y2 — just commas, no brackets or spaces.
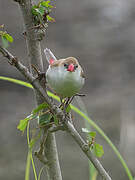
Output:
34,129,49,164
0,46,112,180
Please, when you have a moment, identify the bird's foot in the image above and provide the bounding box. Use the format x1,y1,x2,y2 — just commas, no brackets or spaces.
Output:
31,64,46,82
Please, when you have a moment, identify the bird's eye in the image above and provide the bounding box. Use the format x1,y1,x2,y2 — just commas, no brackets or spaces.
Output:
64,63,68,68
75,65,78,69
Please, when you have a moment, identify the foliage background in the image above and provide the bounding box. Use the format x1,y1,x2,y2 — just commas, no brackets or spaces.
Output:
0,0,135,179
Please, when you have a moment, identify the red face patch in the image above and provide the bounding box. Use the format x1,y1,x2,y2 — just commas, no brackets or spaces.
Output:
49,58,55,65
67,63,74,72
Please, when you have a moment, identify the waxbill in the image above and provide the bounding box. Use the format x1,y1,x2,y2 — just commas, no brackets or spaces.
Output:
44,48,85,98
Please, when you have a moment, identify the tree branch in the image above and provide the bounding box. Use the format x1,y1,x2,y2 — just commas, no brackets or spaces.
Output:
0,46,112,180
65,121,111,179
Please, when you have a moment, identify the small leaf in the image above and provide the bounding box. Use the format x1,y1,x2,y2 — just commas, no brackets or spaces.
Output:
38,6,45,16
40,1,53,8
32,6,45,16
47,4,53,8
38,113,52,126
82,128,90,133
1,36,8,48
32,5,39,15
4,33,13,43
32,103,49,115
17,114,36,132
89,131,96,138
46,15,55,22
17,117,29,132
93,143,104,158
82,129,96,138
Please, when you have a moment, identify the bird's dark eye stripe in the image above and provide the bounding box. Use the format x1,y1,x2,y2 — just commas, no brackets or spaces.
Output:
64,63,78,69
64,63,68,68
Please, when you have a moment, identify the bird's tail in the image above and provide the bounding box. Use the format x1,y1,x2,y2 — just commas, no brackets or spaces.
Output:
44,48,57,65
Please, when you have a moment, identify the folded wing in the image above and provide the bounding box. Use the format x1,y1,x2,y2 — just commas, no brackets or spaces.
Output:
44,48,57,65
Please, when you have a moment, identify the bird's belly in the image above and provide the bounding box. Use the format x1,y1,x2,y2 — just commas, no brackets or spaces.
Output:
46,69,84,98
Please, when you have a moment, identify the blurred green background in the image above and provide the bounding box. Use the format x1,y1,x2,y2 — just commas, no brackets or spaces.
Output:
0,0,135,179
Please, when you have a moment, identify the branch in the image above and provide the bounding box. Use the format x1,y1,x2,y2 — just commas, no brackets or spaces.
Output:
65,121,111,179
0,46,112,180
49,120,111,179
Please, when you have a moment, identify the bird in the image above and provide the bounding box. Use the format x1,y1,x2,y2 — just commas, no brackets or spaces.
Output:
44,48,85,100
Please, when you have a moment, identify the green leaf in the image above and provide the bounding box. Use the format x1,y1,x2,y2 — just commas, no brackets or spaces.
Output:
82,128,90,133
1,32,13,48
34,8,41,15
17,114,36,132
93,143,104,158
32,103,49,115
32,5,39,15
38,6,45,16
1,36,8,48
47,4,53,8
32,6,45,16
17,117,30,132
46,15,55,22
89,131,96,138
40,1,53,8
4,33,13,42
38,113,52,126
82,129,96,138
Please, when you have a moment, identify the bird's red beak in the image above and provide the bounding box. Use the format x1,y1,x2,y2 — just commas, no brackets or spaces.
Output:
67,63,74,72
49,58,55,65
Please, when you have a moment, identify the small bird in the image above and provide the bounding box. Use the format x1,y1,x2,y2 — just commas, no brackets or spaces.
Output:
44,48,85,99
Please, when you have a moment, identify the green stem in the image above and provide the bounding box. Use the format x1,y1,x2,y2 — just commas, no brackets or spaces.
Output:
25,150,31,180
31,153,38,180
38,166,45,180
26,121,38,180
0,76,32,88
25,122,31,180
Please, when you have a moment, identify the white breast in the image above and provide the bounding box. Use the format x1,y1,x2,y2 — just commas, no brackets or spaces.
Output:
46,66,84,98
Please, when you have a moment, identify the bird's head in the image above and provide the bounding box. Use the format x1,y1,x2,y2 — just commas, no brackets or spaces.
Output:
50,57,79,73
62,57,79,72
